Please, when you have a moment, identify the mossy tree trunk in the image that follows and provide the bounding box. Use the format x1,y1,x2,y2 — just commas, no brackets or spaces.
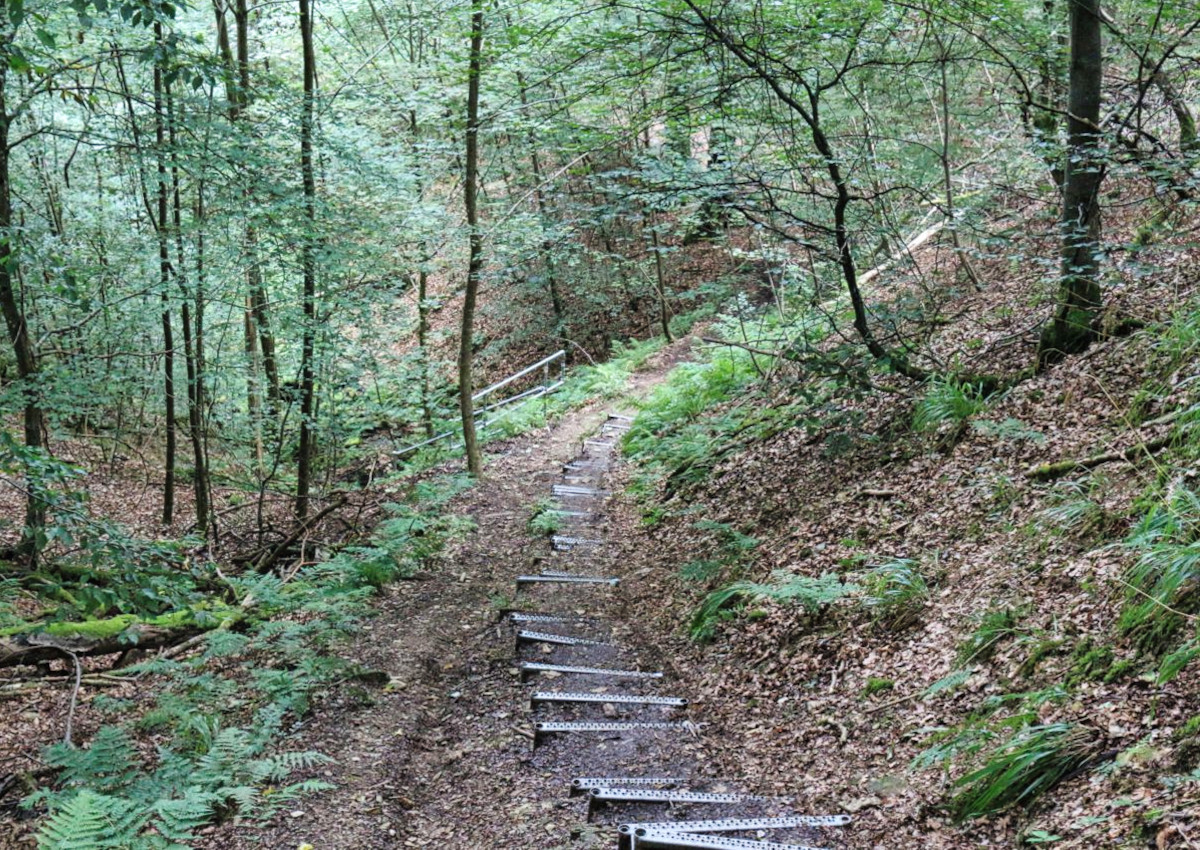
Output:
458,0,485,477
1038,0,1104,367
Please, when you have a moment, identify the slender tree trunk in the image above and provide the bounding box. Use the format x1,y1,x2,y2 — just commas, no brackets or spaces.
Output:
193,184,214,537
458,0,484,477
0,62,48,561
165,75,211,536
1038,0,1104,366
296,0,319,518
648,220,673,342
416,261,434,438
154,22,176,526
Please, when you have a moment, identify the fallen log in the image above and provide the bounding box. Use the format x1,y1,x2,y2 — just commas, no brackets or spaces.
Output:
0,607,243,669
1027,431,1178,481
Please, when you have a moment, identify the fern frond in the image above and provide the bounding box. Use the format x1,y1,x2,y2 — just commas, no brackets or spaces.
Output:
37,791,146,850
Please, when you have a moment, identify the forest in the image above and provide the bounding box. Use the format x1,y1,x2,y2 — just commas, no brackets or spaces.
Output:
0,0,1198,846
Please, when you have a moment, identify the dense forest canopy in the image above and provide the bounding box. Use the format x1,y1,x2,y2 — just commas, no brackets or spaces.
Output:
1,0,1199,845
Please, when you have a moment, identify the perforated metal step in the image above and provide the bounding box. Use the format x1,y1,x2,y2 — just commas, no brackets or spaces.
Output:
531,692,687,707
552,484,610,497
632,832,828,850
571,776,686,793
516,630,613,648
516,574,619,588
533,721,688,748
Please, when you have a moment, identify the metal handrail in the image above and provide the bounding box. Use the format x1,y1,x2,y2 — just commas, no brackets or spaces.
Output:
393,349,567,457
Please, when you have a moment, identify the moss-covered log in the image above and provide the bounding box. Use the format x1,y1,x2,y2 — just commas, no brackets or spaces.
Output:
0,608,241,668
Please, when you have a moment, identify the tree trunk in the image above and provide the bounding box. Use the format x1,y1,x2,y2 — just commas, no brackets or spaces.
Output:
154,22,176,526
165,73,211,536
192,184,214,537
648,220,673,342
296,0,319,518
0,60,48,562
1038,0,1104,366
458,0,484,477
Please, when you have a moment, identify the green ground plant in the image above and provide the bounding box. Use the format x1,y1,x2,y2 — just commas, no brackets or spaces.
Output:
861,557,930,630
957,604,1031,665
20,472,474,848
1117,486,1200,653
949,724,1101,820
527,497,566,537
689,571,856,642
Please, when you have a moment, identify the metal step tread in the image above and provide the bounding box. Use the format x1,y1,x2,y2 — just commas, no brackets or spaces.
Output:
552,484,611,496
620,815,852,834
517,630,613,647
532,691,687,706
589,788,765,805
573,777,687,791
633,832,827,850
516,575,619,586
536,721,688,734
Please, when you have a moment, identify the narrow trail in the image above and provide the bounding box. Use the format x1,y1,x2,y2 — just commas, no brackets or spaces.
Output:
205,340,852,849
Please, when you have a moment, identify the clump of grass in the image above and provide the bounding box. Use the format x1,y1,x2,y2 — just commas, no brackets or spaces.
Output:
1118,486,1200,653
862,558,929,630
689,571,856,642
1016,637,1066,678
949,723,1102,820
957,604,1029,665
1039,481,1109,539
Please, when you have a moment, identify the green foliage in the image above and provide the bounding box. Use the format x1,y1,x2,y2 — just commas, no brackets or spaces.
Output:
863,677,895,697
527,497,566,537
861,558,928,630
949,724,1100,820
922,668,974,699
1039,481,1111,539
913,379,988,434
22,472,470,845
971,417,1046,444
36,791,147,850
678,520,759,584
957,604,1030,665
689,571,856,642
1118,486,1200,653
1157,639,1200,684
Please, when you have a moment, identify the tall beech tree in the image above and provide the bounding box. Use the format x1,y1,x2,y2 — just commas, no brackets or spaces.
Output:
1039,0,1104,364
296,0,319,517
458,0,485,477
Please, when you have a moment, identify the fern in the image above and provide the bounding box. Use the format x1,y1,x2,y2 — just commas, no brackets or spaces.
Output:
922,668,974,699
690,571,855,641
37,791,147,850
913,378,988,433
46,727,138,794
149,792,219,841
